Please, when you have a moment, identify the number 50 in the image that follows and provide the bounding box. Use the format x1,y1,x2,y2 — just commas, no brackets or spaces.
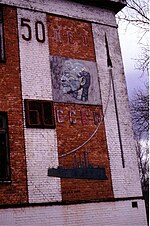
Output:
21,18,45,43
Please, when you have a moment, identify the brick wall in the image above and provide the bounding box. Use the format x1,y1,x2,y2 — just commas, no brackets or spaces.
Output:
0,0,117,27
0,0,147,225
47,14,113,202
17,8,62,203
0,200,147,226
47,15,95,61
54,103,113,202
17,8,114,203
0,6,28,205
92,23,143,198
17,0,143,204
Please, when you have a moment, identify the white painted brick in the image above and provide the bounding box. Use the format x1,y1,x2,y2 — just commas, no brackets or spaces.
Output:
1,0,117,26
17,9,53,100
0,1,145,225
0,200,147,226
92,23,142,198
17,8,62,203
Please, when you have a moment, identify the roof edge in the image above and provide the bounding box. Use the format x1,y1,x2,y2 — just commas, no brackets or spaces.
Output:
71,0,127,13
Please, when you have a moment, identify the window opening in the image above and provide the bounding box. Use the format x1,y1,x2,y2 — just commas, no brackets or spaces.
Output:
0,112,10,181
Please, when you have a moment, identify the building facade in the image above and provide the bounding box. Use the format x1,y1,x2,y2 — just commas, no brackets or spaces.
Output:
0,0,147,225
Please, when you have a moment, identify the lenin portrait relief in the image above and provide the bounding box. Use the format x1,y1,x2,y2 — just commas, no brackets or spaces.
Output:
50,56,101,105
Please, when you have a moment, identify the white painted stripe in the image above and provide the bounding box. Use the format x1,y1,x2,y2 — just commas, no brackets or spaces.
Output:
17,8,62,203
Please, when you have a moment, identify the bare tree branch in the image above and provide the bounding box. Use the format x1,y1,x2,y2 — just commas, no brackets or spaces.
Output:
129,84,149,221
117,0,149,72
117,1,149,220
130,84,149,139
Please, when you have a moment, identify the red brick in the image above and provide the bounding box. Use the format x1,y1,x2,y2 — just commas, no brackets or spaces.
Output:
54,103,114,202
0,6,28,205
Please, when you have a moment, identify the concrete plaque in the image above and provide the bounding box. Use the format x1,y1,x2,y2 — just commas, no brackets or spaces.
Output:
50,56,101,105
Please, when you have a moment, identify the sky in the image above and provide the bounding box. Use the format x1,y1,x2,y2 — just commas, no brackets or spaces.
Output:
117,7,148,98
118,23,148,97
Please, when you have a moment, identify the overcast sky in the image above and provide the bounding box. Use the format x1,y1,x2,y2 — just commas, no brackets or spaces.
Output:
118,22,148,98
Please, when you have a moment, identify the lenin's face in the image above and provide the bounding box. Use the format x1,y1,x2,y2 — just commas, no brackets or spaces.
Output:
61,70,83,94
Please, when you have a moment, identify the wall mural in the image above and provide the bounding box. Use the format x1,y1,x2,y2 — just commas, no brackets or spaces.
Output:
48,104,107,181
48,103,113,202
50,56,101,105
47,15,113,202
48,149,107,180
48,56,113,201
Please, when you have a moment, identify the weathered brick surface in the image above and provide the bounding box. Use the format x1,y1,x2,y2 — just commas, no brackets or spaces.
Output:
0,6,28,205
47,14,113,202
17,8,62,203
0,200,148,226
0,1,147,225
54,103,113,201
47,15,96,61
0,0,117,27
92,23,143,198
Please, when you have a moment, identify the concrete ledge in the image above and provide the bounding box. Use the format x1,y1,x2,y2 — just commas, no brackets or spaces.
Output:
0,196,144,209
